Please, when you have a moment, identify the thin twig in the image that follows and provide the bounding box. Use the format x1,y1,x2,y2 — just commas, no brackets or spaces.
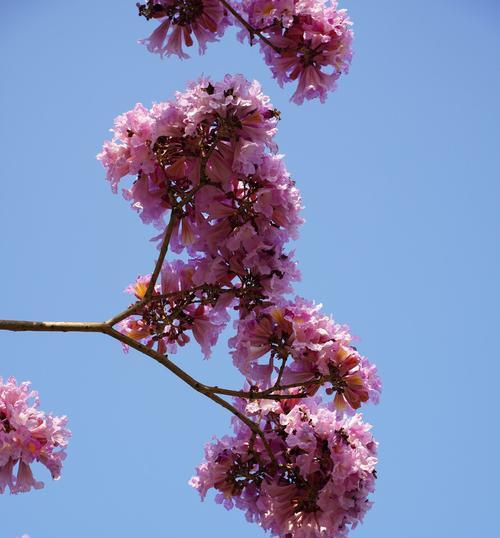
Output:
218,0,282,54
106,300,146,326
275,356,288,388
272,377,326,391
207,375,327,400
107,283,225,327
144,141,217,303
206,386,307,400
144,212,178,301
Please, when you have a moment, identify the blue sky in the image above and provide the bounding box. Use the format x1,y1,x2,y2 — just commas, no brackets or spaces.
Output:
1,1,499,537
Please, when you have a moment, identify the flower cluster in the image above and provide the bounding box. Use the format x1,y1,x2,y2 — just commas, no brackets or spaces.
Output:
239,0,353,103
0,377,70,495
99,74,303,357
137,1,353,104
118,265,231,358
230,298,381,411
99,75,380,537
137,0,232,59
191,399,377,538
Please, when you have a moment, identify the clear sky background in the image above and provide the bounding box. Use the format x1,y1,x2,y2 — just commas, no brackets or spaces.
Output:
1,1,499,537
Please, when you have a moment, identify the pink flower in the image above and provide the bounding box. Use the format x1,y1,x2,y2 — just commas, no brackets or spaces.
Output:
99,75,303,317
239,0,353,103
329,346,369,411
231,297,381,411
240,0,295,29
138,0,232,58
119,263,230,359
0,378,70,495
136,2,353,104
14,461,43,493
191,399,378,538
98,75,283,232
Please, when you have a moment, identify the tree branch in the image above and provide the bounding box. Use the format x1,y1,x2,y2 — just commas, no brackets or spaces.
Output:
104,327,277,465
0,319,325,405
0,318,278,466
0,320,107,333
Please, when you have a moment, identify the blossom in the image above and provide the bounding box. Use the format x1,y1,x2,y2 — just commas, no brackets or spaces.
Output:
328,346,373,412
239,0,353,103
240,0,295,28
97,102,177,227
98,75,282,231
99,75,303,314
230,297,381,410
191,398,378,538
97,55,380,538
0,377,70,495
137,0,232,58
119,263,230,358
136,2,353,104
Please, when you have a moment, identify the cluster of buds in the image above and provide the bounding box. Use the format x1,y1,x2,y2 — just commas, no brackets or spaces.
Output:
137,1,353,104
99,75,381,538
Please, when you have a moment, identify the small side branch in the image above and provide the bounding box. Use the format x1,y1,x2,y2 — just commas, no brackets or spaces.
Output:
206,386,307,400
144,212,178,301
218,0,282,54
143,158,214,302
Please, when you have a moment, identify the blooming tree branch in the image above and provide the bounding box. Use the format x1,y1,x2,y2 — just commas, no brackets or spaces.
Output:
0,316,276,463
1,4,382,538
1,74,381,537
0,318,347,404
